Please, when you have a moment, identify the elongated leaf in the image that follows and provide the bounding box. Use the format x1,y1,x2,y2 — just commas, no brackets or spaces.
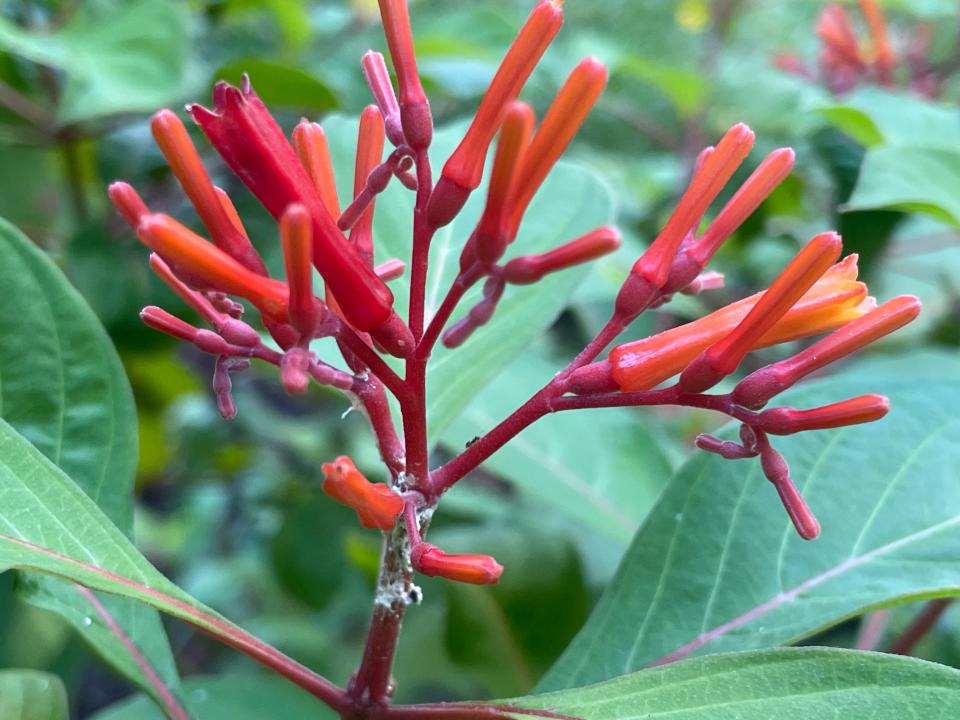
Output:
521,649,960,719
214,59,337,111
0,0,190,124
0,219,180,699
321,117,613,436
0,419,331,703
845,146,960,226
91,675,331,720
542,374,960,689
0,671,68,720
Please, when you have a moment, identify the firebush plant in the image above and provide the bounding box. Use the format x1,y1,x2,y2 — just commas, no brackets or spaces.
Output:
2,0,960,718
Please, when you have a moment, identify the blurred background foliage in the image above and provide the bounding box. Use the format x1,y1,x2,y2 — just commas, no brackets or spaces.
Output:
0,0,958,717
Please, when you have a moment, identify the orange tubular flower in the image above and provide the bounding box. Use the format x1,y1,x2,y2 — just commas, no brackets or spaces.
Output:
352,105,387,265
502,58,607,243
859,0,895,80
321,456,403,531
473,101,535,265
151,110,267,275
758,394,890,435
280,205,319,339
632,123,755,290
817,5,863,66
136,213,290,322
376,0,432,151
733,295,921,408
609,254,872,393
502,225,621,284
679,231,842,393
411,545,504,585
292,120,341,219
428,0,565,228
108,181,150,228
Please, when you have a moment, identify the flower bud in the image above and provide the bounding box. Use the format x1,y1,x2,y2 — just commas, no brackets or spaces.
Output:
362,50,405,146
292,120,341,218
376,0,432,151
108,181,151,229
411,544,503,585
759,441,820,541
280,346,313,394
322,456,403,531
280,204,320,339
502,225,621,285
758,394,890,435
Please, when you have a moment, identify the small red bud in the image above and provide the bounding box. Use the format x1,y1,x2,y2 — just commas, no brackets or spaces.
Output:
280,346,313,394
108,182,151,229
362,50,405,146
411,544,503,585
757,394,890,435
502,226,621,285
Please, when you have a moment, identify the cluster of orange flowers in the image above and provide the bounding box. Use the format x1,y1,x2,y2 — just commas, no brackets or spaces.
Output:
109,0,919,583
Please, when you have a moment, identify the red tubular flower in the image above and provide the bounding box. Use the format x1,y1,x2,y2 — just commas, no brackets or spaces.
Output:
151,109,267,275
411,544,503,585
362,50,404,146
108,181,151,229
631,123,755,291
687,148,795,269
189,78,413,356
817,5,863,67
375,258,405,282
137,213,290,322
321,456,403,531
606,254,871,393
352,105,387,265
759,438,820,541
292,120,341,218
280,204,320,339
428,0,565,228
679,231,842,393
757,394,890,435
502,225,621,284
502,57,608,243
376,0,432,151
473,101,535,265
733,295,921,408
859,0,895,81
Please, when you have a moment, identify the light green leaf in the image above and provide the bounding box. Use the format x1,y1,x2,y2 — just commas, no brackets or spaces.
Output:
214,60,337,112
91,674,332,720
542,375,960,689
845,146,960,225
0,219,180,700
819,88,960,149
0,0,191,124
0,419,328,710
0,671,68,720
442,353,673,545
617,55,707,118
520,649,960,719
321,117,614,436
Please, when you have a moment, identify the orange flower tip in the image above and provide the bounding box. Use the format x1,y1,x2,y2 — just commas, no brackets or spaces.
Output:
108,181,150,228
374,258,405,282
321,455,402,530
412,545,504,585
503,226,621,285
565,361,617,395
759,394,889,435
370,312,415,358
427,175,472,229
614,272,658,324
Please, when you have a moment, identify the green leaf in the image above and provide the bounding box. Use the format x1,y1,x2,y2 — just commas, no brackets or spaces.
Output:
542,374,960,689
0,419,327,707
819,88,960,149
442,353,673,545
0,219,180,700
90,674,332,720
617,55,707,118
213,60,337,112
519,648,960,719
0,671,68,720
845,146,960,225
0,0,191,124
321,117,614,436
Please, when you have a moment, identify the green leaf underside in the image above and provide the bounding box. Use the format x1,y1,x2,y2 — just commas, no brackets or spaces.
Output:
0,670,68,720
0,419,325,697
0,219,180,698
518,649,960,719
89,674,333,720
321,116,614,438
542,374,960,689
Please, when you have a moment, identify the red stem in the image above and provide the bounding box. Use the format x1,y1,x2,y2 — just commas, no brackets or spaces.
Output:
76,585,189,720
337,324,409,400
416,264,486,360
408,150,434,341
887,598,953,655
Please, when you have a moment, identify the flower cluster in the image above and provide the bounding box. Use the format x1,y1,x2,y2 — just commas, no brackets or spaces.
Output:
775,0,943,97
110,0,919,608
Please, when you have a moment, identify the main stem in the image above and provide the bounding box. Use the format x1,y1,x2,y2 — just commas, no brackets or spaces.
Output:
350,146,436,711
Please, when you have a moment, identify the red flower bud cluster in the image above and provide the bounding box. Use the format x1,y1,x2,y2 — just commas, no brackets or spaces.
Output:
774,0,943,97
